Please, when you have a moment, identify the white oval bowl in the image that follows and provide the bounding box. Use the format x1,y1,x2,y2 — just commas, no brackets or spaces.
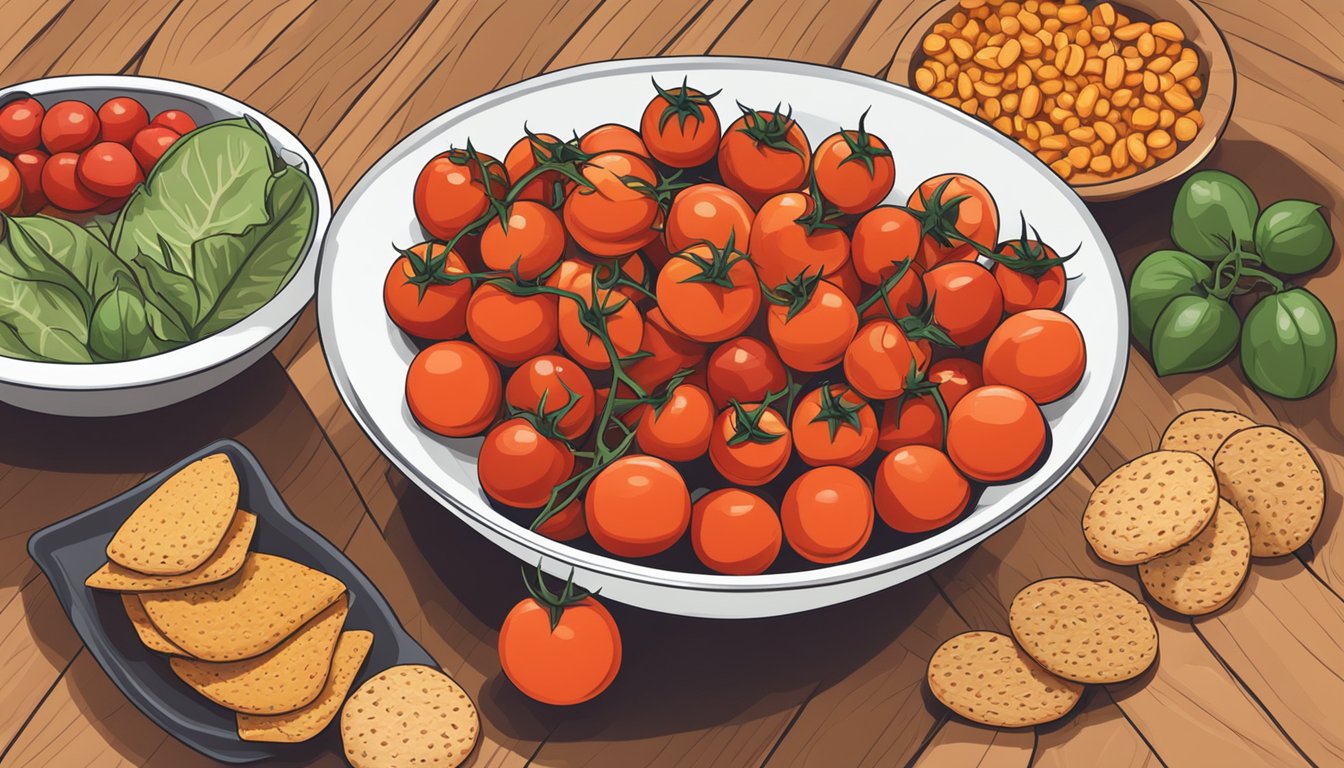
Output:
0,75,332,417
318,57,1127,619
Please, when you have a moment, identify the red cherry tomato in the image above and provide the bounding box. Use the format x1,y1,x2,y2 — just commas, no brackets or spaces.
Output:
11,150,47,214
383,243,472,340
98,97,149,144
414,149,508,241
578,123,649,158
41,100,100,153
922,261,1005,346
907,174,1000,268
150,109,197,135
0,97,44,154
585,455,691,558
811,115,895,215
41,152,106,212
478,418,575,509
405,341,501,437
877,396,944,452
535,498,588,542
852,206,921,285
691,488,782,575
782,466,874,563
928,357,983,410
706,336,788,409
875,445,971,533
946,385,1047,483
131,126,180,172
499,591,621,705
982,309,1086,404
77,141,144,198
0,158,19,214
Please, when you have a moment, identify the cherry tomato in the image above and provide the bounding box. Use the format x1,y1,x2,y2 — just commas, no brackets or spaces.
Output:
782,466,874,563
875,446,971,533
41,100,99,153
791,384,878,467
907,174,999,268
625,306,706,395
718,105,810,209
749,192,850,288
640,80,720,168
406,341,501,437
877,396,943,451
499,592,620,705
852,206,921,285
467,282,559,366
656,243,761,343
563,151,660,256
929,357,983,410
506,354,596,439
131,126,179,172
535,498,587,542
812,115,894,214
505,132,564,206
480,201,565,279
860,260,924,322
414,148,508,241
11,150,47,214
922,261,1004,346
983,309,1086,404
76,141,143,198
709,401,792,486
384,243,472,339
664,183,753,253
578,123,649,158
706,336,788,408
0,158,19,214
827,261,865,305
97,97,149,144
766,276,858,372
557,273,643,369
992,224,1069,313
478,418,574,508
546,254,646,305
947,385,1047,483
41,152,106,212
843,319,922,401
691,489,782,575
0,97,43,154
585,455,691,557
636,383,714,462
150,109,197,135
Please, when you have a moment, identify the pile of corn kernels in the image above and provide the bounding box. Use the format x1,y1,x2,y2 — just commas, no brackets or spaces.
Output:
913,0,1204,181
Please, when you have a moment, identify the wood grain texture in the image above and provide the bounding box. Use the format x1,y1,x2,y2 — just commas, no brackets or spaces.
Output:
1031,690,1159,768
1,0,180,80
135,0,319,87
911,719,1034,768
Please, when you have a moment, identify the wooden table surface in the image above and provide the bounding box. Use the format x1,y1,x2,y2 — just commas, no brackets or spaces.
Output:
1,1,1341,766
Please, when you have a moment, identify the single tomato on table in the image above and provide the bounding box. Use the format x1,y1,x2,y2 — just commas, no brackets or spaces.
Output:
812,112,894,214
467,282,560,367
791,384,878,468
405,340,501,437
709,397,792,486
499,572,621,706
921,260,1004,346
766,270,859,372
563,151,661,256
585,455,691,558
691,488,783,575
655,240,761,343
506,354,596,440
718,104,810,208
641,79,721,168
384,242,473,340
875,445,971,533
907,173,999,268
947,385,1047,483
664,182,753,253
982,309,1086,404
414,148,508,241
707,336,788,408
636,381,715,462
781,466,875,563
480,200,565,279
749,191,850,288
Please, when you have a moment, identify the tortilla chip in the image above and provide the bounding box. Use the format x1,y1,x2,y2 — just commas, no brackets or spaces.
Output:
108,453,239,575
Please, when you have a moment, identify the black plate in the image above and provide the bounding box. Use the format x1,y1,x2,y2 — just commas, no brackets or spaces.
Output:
27,439,434,764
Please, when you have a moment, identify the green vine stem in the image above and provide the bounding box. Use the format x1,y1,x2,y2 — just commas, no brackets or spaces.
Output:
522,563,594,630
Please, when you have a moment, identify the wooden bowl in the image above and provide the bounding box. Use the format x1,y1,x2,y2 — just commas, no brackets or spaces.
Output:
892,0,1235,202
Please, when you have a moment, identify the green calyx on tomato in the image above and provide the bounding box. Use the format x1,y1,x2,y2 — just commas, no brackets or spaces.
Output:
522,563,595,631
767,266,826,321
980,214,1076,278
905,175,971,250
807,383,867,441
1240,288,1336,399
734,101,806,159
793,172,844,235
1171,170,1258,261
672,231,751,289
726,387,788,446
892,359,952,444
836,108,892,178
652,77,721,132
1255,199,1334,275
508,378,583,442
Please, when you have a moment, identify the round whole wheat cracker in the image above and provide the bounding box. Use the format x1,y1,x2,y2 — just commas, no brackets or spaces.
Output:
1009,578,1157,684
342,665,479,768
107,453,239,575
1159,409,1256,463
1083,450,1217,565
1213,426,1324,557
926,630,1082,728
1139,498,1250,615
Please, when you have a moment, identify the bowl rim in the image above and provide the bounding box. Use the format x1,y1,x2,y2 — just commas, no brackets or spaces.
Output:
316,54,1130,596
890,0,1237,202
0,74,332,392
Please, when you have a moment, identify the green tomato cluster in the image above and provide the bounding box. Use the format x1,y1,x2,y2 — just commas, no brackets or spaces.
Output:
1129,170,1336,399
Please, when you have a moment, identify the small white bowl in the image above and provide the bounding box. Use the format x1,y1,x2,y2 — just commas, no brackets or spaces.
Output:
0,75,331,417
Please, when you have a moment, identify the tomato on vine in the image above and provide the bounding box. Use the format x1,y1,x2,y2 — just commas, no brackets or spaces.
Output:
922,260,1005,346
749,190,850,288
504,131,570,207
765,269,859,372
414,145,509,241
563,151,662,256
691,488,783,575
655,236,760,343
384,242,473,340
625,306,707,394
506,355,596,440
852,206,922,286
812,110,894,215
534,498,587,542
709,392,792,486
907,173,999,268
479,417,575,509
499,567,621,706
791,384,878,468
988,216,1074,312
843,319,924,401
557,271,645,369
480,200,565,279
467,282,560,366
718,103,810,208
641,78,721,168
579,123,650,158
636,377,715,463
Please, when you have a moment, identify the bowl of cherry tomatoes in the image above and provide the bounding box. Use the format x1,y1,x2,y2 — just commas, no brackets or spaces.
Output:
318,57,1127,618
